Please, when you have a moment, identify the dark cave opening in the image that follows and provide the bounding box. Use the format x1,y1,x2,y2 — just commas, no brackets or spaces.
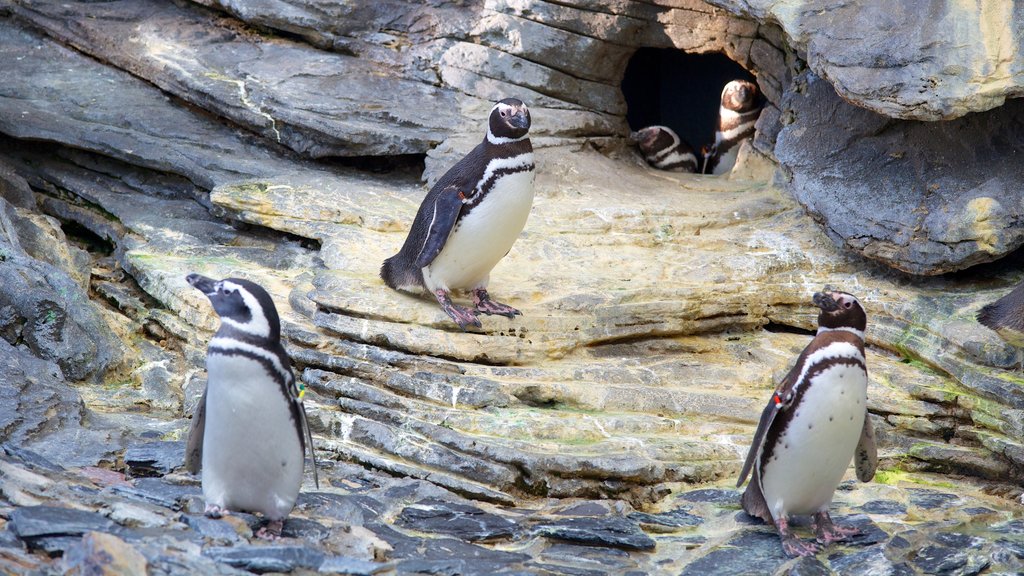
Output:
621,48,757,153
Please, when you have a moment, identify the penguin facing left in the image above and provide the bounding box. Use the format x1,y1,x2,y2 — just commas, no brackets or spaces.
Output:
736,288,877,557
185,273,318,538
631,125,698,173
380,98,535,330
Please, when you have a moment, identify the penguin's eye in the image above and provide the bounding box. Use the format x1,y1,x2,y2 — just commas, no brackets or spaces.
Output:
843,301,853,309
500,110,508,118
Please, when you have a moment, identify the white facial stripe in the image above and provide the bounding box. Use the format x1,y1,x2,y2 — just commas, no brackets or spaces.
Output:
475,152,534,192
209,336,292,385
792,341,865,398
219,280,271,338
817,326,866,340
486,102,528,145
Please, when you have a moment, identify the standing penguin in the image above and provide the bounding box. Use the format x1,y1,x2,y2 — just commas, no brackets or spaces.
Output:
702,80,762,175
631,125,698,173
184,274,318,538
380,98,535,329
736,288,877,557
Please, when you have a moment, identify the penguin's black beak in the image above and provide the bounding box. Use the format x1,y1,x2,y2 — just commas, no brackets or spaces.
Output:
812,289,840,312
509,108,530,130
187,273,218,297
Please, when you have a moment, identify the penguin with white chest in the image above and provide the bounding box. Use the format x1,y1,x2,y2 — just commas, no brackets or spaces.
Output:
380,98,535,329
702,79,762,175
737,288,877,557
631,125,698,173
184,274,318,538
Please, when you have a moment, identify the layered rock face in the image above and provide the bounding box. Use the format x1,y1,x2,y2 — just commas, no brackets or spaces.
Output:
1,0,1024,573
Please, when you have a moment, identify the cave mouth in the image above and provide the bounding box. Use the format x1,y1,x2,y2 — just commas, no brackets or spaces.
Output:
621,48,757,154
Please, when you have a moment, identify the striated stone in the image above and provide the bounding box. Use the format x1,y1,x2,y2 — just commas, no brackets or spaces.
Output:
203,545,326,573
680,530,787,576
784,556,833,576
62,531,147,575
124,442,186,478
9,506,120,554
829,546,915,576
776,72,1024,275
532,515,655,551
396,499,519,542
628,507,703,529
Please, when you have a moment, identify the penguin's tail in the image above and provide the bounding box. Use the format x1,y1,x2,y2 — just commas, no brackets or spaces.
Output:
380,255,422,292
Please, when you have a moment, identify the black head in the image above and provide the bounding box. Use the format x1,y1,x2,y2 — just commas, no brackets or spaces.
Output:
720,80,760,113
812,287,867,335
186,273,281,341
631,126,676,156
487,98,531,143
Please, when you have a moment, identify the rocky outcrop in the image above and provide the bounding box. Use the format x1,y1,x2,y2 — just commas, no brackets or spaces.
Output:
775,72,1024,276
2,0,1024,573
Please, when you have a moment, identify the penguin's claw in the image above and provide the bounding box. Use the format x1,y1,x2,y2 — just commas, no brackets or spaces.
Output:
473,289,521,318
256,520,284,540
776,516,819,557
812,511,860,544
781,535,820,557
434,290,482,330
204,504,226,519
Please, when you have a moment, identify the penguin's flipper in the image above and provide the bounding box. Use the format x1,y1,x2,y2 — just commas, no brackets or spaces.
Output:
298,403,319,489
854,413,877,482
737,362,800,487
184,386,207,475
414,185,465,268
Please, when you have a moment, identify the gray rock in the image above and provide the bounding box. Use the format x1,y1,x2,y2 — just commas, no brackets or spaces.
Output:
9,506,120,554
296,492,384,525
532,516,655,551
708,0,1024,121
628,507,704,529
124,442,187,478
829,546,915,576
856,500,907,516
776,72,1024,275
396,498,519,542
181,515,240,544
112,479,202,510
0,195,121,380
784,556,833,576
680,530,788,576
203,545,325,573
8,0,460,159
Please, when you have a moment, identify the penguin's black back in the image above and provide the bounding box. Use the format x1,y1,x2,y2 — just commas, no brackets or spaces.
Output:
380,133,533,291
978,283,1024,333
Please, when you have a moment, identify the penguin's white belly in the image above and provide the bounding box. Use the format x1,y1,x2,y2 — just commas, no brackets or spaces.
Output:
424,166,535,292
202,353,304,520
761,363,867,518
712,144,742,175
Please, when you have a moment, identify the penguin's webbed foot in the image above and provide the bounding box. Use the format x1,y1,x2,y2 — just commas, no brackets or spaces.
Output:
812,510,860,544
434,290,481,330
204,504,226,519
472,288,521,319
256,519,284,540
776,516,819,557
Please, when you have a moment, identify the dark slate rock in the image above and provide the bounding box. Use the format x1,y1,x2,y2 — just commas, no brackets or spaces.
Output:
533,515,655,551
204,545,326,573
933,532,983,549
784,556,833,576
112,478,201,509
281,517,330,541
995,539,1024,560
829,546,915,576
678,488,739,505
124,441,186,478
1,444,62,472
296,492,383,525
963,507,996,516
316,555,388,575
555,501,612,516
680,530,788,576
911,545,972,575
0,527,23,549
629,507,703,529
992,519,1024,535
9,506,120,554
907,489,958,510
396,498,519,542
539,542,632,568
833,515,889,547
394,537,533,576
855,500,907,516
776,71,1024,275
181,515,240,543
